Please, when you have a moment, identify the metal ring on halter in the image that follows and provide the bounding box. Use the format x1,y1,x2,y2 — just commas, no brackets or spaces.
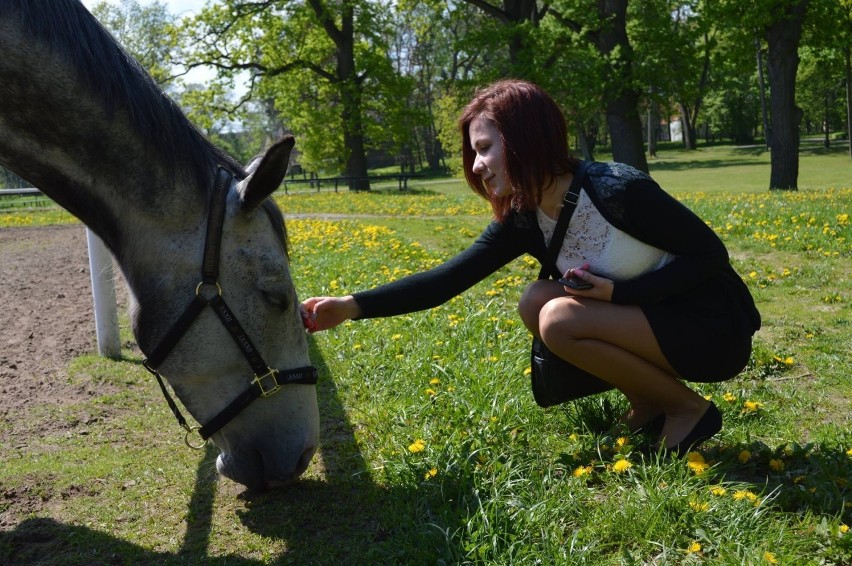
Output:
195,281,222,298
184,425,207,450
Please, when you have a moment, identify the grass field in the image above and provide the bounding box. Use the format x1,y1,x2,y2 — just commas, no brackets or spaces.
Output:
1,145,850,564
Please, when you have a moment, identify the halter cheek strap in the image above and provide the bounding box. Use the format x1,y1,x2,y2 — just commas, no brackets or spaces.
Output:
142,167,317,448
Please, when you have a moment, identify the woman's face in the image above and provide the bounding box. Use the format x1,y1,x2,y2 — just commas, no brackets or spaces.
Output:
469,115,510,198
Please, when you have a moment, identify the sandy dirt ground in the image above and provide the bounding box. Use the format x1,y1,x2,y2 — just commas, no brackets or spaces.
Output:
0,225,130,422
0,225,136,533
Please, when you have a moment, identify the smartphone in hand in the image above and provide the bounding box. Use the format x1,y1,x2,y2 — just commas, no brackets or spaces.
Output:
557,276,594,290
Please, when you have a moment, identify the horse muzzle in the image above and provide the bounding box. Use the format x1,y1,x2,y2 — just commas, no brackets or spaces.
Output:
216,442,317,491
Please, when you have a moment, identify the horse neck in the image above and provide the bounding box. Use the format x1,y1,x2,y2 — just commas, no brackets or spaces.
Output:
0,14,209,254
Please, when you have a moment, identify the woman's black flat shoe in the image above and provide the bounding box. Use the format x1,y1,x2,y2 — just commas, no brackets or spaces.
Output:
636,412,666,437
665,402,722,457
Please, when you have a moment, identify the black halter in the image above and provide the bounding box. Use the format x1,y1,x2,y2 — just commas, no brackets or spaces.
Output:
142,167,318,448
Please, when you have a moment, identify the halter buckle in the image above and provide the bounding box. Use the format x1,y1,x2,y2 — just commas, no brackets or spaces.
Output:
252,369,282,398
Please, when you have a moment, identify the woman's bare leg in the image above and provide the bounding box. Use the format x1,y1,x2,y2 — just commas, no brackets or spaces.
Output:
519,281,712,447
519,281,662,431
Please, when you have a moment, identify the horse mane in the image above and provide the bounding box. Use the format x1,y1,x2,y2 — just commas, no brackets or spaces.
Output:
1,0,245,191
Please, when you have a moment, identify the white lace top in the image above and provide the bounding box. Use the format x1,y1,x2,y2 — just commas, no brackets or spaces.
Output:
537,189,675,281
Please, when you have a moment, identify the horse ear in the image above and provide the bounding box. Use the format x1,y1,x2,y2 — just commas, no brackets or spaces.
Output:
239,135,295,211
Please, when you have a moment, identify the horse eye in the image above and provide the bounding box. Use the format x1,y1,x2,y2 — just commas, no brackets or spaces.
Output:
260,290,290,310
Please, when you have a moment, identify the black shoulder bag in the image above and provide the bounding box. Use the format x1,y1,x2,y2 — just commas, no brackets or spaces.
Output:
529,161,614,407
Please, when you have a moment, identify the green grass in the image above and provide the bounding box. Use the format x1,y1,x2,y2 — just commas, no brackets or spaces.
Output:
647,143,850,193
1,146,850,564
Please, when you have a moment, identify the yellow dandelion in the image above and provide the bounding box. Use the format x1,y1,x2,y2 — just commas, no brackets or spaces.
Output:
429,378,441,385
569,433,578,442
723,392,737,402
769,458,784,472
764,551,778,564
733,489,758,502
738,449,752,463
425,388,436,397
846,447,852,457
424,468,438,479
616,436,629,448
742,400,763,413
573,465,592,478
612,459,632,473
839,524,849,534
524,367,532,376
408,439,426,453
686,451,705,463
686,541,702,554
391,334,402,340
689,500,709,512
709,486,727,496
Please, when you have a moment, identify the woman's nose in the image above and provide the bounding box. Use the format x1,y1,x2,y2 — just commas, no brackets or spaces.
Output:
472,155,484,174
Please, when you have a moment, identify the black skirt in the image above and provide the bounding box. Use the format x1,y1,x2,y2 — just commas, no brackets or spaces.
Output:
642,271,759,382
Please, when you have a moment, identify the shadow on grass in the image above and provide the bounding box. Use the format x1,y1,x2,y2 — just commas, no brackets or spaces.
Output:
566,397,850,525
649,157,767,172
701,440,851,524
0,337,463,564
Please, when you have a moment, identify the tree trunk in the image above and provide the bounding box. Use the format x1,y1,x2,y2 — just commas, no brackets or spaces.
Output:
647,98,658,158
756,36,771,149
677,102,695,150
310,0,370,190
766,0,808,190
578,127,595,161
846,46,852,160
598,0,648,172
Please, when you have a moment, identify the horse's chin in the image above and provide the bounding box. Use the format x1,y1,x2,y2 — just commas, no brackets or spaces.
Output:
215,446,316,491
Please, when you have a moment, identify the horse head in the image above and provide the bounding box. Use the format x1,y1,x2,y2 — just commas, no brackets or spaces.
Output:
127,137,319,491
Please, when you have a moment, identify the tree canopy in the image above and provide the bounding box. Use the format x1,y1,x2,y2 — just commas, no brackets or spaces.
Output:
91,0,851,190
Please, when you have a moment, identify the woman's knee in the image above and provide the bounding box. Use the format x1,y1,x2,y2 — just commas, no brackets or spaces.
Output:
538,296,585,345
518,280,563,332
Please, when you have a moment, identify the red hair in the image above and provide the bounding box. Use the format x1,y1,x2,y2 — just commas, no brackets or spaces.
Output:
459,79,580,221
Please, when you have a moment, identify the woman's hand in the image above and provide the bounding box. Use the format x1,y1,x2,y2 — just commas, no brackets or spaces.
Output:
562,263,614,302
300,295,362,333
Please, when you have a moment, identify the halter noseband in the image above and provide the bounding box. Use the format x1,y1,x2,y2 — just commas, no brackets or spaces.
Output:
142,167,318,449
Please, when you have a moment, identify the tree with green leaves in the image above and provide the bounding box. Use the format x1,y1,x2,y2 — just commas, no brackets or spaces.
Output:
90,0,176,88
714,0,810,189
178,1,406,190
546,0,648,171
802,0,852,158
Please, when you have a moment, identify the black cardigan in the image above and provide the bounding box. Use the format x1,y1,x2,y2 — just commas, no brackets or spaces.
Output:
353,162,760,335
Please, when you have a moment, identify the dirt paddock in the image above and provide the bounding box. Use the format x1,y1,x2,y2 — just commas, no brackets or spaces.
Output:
0,224,131,443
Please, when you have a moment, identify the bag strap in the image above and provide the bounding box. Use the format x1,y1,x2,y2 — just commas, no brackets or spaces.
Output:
537,160,591,280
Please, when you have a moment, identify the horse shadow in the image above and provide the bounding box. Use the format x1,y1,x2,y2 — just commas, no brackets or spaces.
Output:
1,337,461,564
